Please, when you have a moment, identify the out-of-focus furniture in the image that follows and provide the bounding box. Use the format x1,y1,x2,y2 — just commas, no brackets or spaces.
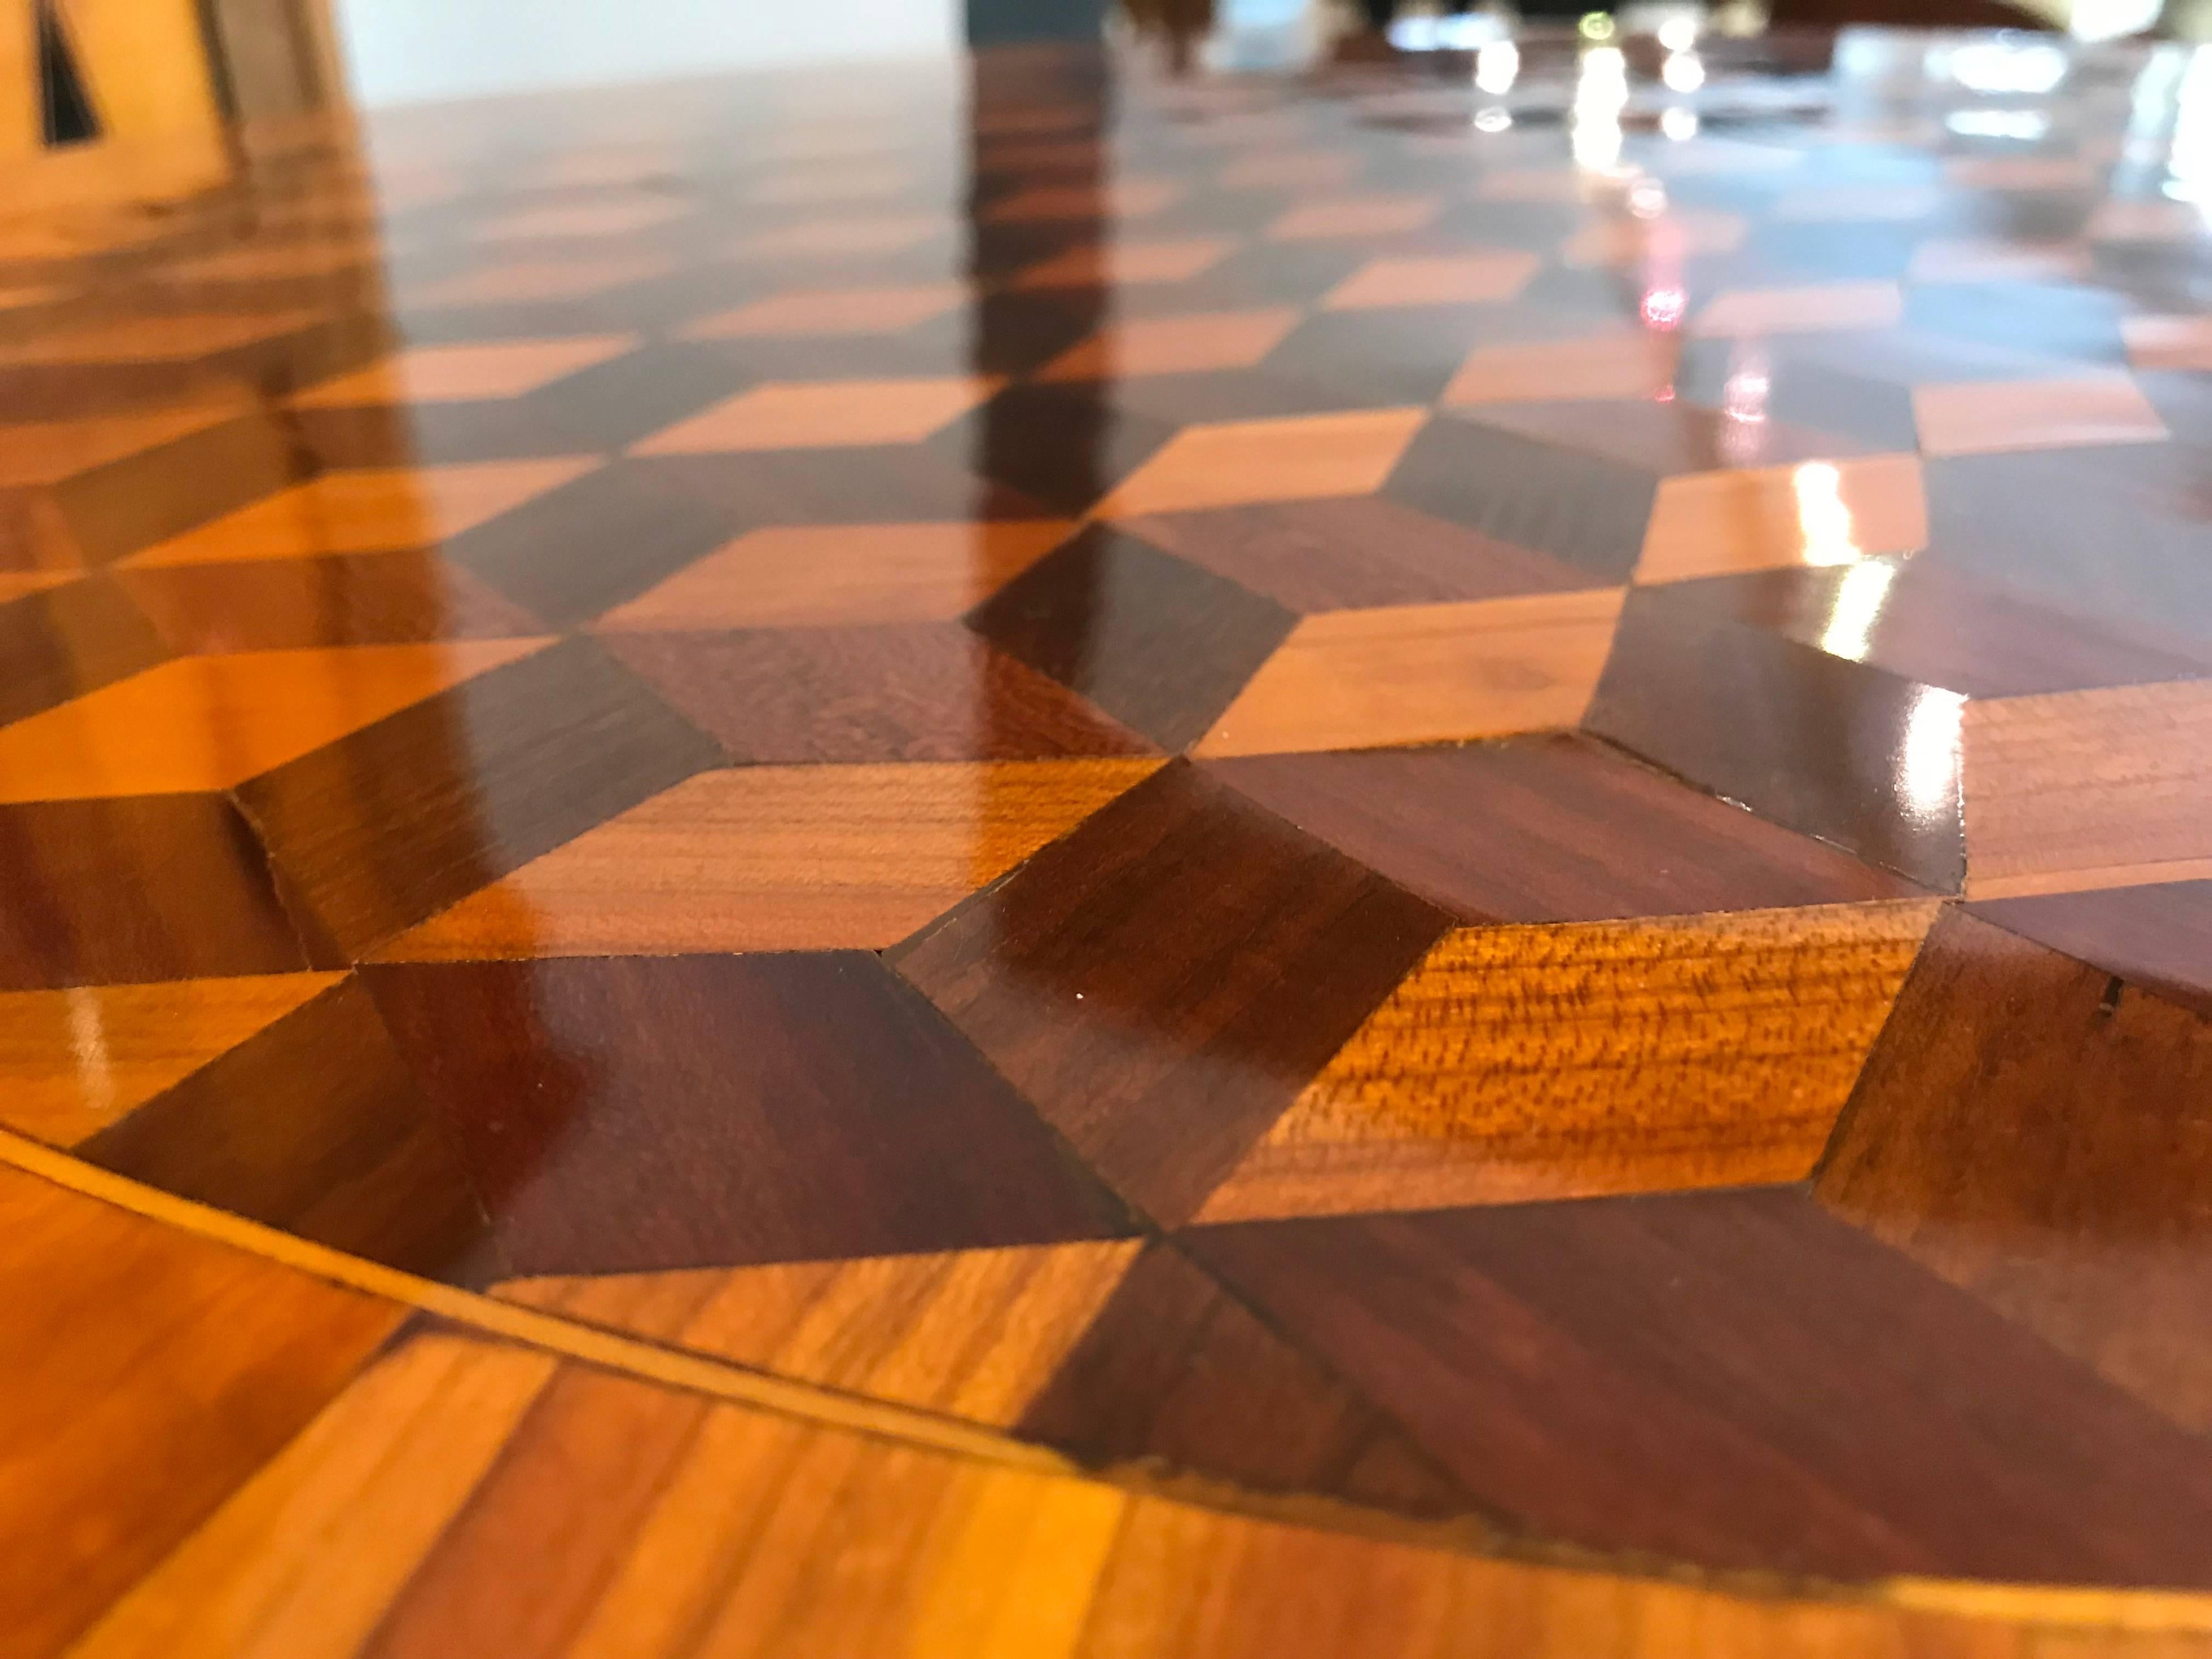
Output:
0,0,344,233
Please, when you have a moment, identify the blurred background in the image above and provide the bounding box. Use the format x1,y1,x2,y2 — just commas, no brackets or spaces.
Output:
4,0,2207,154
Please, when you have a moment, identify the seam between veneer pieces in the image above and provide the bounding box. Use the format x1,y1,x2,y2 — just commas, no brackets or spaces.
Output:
10,1122,2212,1634
0,1122,1076,1478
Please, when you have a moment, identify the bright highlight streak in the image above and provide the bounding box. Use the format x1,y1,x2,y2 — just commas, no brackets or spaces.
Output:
1476,40,1519,95
1818,557,1895,661
1794,462,1865,570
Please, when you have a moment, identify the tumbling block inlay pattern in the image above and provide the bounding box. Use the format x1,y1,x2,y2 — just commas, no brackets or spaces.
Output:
15,16,2212,1644
1634,456,1928,583
0,973,343,1146
1963,679,2212,898
1194,589,1627,758
1194,901,1939,1223
382,757,1165,958
0,640,550,802
1914,376,2171,459
630,377,1003,454
289,338,638,407
499,1239,1144,1424
599,521,1076,629
122,462,599,567
1094,409,1426,517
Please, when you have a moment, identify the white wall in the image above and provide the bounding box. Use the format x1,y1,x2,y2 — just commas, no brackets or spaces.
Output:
332,0,961,108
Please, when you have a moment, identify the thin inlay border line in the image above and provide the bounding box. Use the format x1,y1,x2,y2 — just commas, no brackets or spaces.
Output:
3,1123,2208,1637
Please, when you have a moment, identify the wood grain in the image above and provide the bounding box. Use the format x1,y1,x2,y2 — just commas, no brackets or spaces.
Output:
0,793,319,990
599,623,1156,764
363,952,1131,1276
1019,1240,1475,1516
966,524,1297,752
1193,589,1626,758
235,637,725,960
1116,496,1595,614
60,1322,2212,1657
1820,909,2212,1434
1634,455,1928,584
1195,901,1938,1223
354,1363,1127,1659
596,520,1075,629
122,461,596,567
65,1333,559,1659
1615,558,2212,701
0,404,247,490
1587,581,1968,891
1207,733,1926,924
290,337,638,406
0,577,171,728
1963,680,2212,898
1443,331,1681,406
76,978,492,1280
501,1239,1141,1425
116,551,545,653
893,763,1453,1224
1189,1189,2212,1586
439,459,750,628
1968,877,2212,1017
1075,1497,2134,1659
0,972,341,1144
0,639,550,802
0,1164,404,1659
381,758,1162,959
1380,413,1658,583
1092,408,1426,518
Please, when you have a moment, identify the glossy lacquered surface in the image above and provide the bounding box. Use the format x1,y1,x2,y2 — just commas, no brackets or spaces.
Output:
9,11,2212,1657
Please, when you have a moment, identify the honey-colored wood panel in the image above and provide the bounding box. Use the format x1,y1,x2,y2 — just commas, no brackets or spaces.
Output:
353,1373,1126,1659
0,0,32,162
687,282,968,339
1964,680,2212,898
500,1239,1141,1425
0,639,551,802
0,402,255,490
1443,332,1680,405
630,377,1002,456
290,338,639,408
0,1,232,217
598,520,1075,630
0,568,76,602
1321,252,1539,309
1094,408,1426,518
1011,236,1234,288
0,311,321,367
60,0,222,143
1075,1498,2179,1659
33,1300,2212,1656
1195,901,1939,1223
0,1164,404,1659
380,758,1163,960
0,972,342,1144
66,1334,557,1659
123,461,597,567
1193,589,1626,759
1040,308,1302,381
1634,455,1927,584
